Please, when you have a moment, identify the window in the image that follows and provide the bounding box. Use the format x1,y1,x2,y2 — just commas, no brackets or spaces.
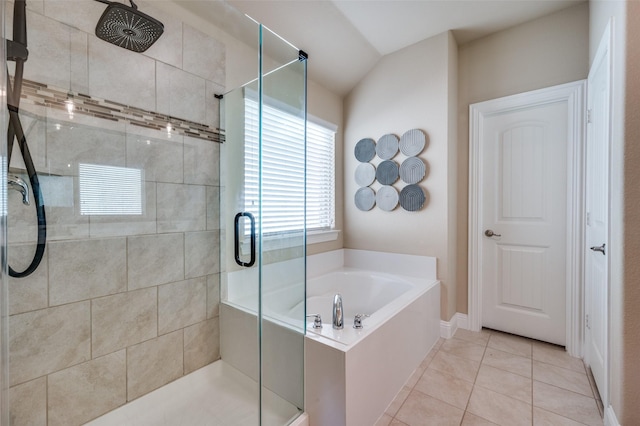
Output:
244,95,336,237
79,163,142,215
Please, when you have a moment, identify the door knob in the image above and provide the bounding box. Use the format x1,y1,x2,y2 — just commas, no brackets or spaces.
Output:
484,229,501,237
590,243,606,255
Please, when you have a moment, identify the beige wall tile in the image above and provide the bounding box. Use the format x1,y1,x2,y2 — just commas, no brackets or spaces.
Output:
8,243,48,315
92,288,158,357
127,330,183,401
184,318,220,374
48,351,126,426
126,132,184,184
88,36,156,112
185,231,220,278
206,80,225,129
89,181,157,238
9,302,91,386
207,185,221,231
139,2,183,68
184,136,220,186
183,25,225,85
128,233,184,290
207,273,220,318
49,238,127,306
156,63,206,124
9,377,47,426
70,28,89,94
156,183,206,232
158,277,207,334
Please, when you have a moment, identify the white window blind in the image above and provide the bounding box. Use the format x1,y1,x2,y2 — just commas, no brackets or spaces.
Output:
79,163,142,215
244,96,335,236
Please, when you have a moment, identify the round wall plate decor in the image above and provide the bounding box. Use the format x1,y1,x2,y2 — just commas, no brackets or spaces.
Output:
400,157,426,184
399,129,426,156
376,134,399,160
354,138,376,162
376,185,399,211
354,187,376,211
399,184,426,211
376,160,399,185
355,163,376,187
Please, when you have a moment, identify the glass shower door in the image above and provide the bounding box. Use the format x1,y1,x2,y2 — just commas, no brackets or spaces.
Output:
220,23,306,426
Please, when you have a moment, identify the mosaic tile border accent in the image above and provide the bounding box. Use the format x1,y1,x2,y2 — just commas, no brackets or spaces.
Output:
18,79,225,144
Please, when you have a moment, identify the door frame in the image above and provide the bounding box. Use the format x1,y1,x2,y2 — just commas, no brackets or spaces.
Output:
468,81,586,356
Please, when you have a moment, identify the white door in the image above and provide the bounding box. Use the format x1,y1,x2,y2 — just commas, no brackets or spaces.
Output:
480,101,569,345
584,23,611,400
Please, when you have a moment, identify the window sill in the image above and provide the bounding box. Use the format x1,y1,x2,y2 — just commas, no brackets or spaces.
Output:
240,229,340,254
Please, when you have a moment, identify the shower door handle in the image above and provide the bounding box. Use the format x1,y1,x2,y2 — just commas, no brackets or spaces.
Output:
234,212,256,267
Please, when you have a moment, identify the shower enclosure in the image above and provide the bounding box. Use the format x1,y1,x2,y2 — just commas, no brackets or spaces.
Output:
0,0,306,424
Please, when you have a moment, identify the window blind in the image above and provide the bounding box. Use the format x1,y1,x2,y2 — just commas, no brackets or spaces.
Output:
244,96,335,235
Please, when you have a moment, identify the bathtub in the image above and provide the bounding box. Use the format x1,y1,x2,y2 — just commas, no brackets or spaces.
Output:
221,249,440,426
304,249,440,426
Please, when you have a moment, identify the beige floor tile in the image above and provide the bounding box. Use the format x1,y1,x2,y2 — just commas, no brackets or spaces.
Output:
390,420,409,426
441,338,486,362
467,386,532,426
487,332,532,358
430,350,481,383
385,386,411,417
404,365,426,388
414,367,473,409
374,413,393,426
532,341,585,373
475,364,532,403
533,360,593,397
453,328,491,346
461,412,500,425
482,348,532,378
395,390,464,426
419,350,436,369
433,337,445,351
533,381,602,426
533,407,587,426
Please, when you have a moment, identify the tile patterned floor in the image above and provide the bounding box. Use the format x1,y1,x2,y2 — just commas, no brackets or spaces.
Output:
375,328,604,426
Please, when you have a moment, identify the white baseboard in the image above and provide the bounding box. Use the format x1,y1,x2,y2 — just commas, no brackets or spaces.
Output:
604,405,620,426
440,313,469,339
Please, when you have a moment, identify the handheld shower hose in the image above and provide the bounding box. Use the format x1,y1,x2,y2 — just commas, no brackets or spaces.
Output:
6,0,47,278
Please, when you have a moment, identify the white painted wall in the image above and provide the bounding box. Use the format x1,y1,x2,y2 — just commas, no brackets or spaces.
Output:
344,32,458,320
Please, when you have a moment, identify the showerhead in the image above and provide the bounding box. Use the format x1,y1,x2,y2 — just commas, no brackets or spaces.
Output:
95,0,164,53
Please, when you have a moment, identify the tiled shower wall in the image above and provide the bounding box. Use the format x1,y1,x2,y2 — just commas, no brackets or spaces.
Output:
6,0,225,424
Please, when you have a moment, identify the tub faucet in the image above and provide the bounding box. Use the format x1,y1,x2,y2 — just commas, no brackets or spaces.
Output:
332,293,343,329
8,175,30,205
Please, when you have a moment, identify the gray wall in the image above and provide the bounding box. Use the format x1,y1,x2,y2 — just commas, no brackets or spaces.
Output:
7,1,224,424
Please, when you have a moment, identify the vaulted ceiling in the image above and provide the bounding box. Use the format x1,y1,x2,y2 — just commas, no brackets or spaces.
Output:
175,0,584,96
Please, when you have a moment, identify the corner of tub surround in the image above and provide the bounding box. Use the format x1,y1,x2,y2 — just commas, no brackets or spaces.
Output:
343,249,437,280
306,249,346,278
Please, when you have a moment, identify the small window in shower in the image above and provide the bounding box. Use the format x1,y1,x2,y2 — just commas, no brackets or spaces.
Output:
79,163,143,215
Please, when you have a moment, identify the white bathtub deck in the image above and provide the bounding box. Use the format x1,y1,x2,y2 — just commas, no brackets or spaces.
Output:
85,360,301,426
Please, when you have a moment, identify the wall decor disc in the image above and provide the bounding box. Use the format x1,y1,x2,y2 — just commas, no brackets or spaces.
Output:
400,157,426,184
354,138,376,162
399,129,426,156
355,163,376,187
376,134,399,160
376,160,399,185
355,187,376,211
376,185,399,211
399,184,426,211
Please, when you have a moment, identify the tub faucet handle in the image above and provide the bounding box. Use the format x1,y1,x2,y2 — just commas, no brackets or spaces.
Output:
306,314,323,329
353,313,370,329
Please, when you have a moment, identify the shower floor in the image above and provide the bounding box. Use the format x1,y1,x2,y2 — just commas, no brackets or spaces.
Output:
85,360,301,426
